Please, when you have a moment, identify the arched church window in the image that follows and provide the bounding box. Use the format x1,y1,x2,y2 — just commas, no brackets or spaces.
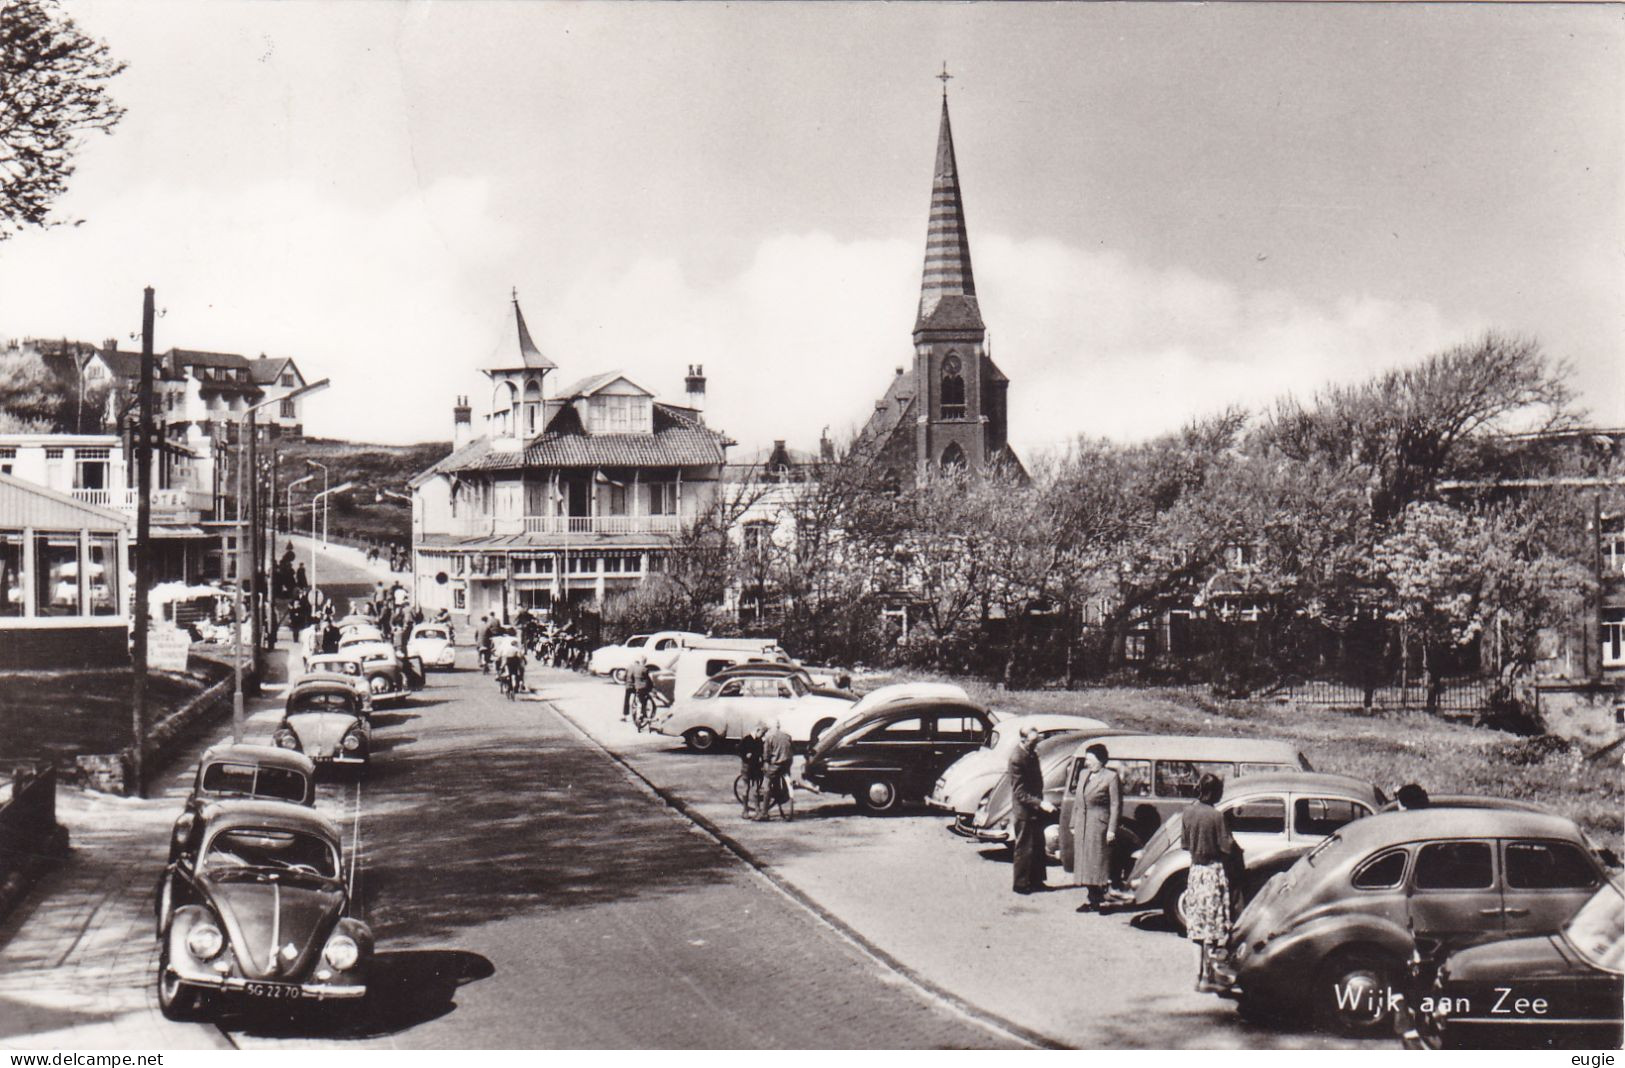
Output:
941,442,967,471
940,353,966,418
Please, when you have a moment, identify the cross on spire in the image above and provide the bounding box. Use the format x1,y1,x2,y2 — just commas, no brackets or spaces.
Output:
936,61,953,98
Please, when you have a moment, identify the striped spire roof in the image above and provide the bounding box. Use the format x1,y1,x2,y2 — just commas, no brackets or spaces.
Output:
916,96,981,330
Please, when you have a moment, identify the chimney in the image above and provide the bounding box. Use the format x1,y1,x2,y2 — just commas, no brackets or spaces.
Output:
819,428,834,462
684,363,706,418
453,395,472,449
103,338,118,354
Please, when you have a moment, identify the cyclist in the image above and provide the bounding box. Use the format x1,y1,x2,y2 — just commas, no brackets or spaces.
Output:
759,719,794,821
737,722,766,818
492,630,524,693
628,656,655,729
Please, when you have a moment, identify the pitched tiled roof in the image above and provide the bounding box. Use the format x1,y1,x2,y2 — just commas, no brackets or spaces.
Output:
418,402,730,478
249,356,296,384
852,370,916,461
551,371,654,400
408,434,493,487
169,348,251,369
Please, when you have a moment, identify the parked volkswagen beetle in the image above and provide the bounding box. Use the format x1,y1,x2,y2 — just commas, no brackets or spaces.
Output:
275,681,370,768
405,623,457,670
1219,807,1613,1035
928,713,1109,837
1125,771,1384,930
155,800,372,1019
167,744,316,864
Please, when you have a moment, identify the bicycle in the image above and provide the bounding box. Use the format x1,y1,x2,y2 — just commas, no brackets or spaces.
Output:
757,768,794,821
630,688,657,732
497,666,515,700
478,645,492,675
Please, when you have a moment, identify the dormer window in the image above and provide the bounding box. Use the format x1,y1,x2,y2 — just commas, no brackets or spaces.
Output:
588,394,651,434
941,353,966,419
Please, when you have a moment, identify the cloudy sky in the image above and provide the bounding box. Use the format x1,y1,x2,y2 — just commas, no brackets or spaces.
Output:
2,2,1619,458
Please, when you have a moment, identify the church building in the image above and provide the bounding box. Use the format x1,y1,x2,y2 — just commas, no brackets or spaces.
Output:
854,92,1019,487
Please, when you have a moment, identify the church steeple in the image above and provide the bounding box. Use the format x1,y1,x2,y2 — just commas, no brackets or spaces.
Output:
916,94,982,331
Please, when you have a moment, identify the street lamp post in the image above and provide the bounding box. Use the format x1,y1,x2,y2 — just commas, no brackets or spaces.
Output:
311,481,355,612
306,459,329,546
231,379,329,743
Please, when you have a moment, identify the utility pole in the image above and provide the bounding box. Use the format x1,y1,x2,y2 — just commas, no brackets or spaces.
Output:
247,410,261,653
129,288,156,798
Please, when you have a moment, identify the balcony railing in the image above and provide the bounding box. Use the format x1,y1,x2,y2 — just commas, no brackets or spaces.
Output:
71,487,214,518
448,514,686,537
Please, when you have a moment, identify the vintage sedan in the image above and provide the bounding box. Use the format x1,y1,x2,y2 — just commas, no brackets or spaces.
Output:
274,681,370,768
155,800,372,1018
405,623,457,670
1417,879,1623,1048
333,640,420,702
1220,807,1614,1034
300,656,375,706
655,666,857,752
802,694,996,814
929,712,1109,837
968,726,1129,851
168,745,316,863
1126,772,1384,929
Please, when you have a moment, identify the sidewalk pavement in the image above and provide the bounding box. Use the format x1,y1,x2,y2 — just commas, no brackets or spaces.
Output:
0,645,302,1049
285,534,403,586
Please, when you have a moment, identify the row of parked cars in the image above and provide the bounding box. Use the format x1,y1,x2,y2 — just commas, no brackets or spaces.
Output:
588,629,1624,1048
920,702,1623,1045
150,616,440,1019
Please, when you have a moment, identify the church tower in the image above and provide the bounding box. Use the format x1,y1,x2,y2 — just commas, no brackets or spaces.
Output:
854,76,1017,488
910,90,1010,480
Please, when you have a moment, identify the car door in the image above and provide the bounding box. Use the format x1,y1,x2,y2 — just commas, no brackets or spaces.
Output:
1500,837,1602,938
1406,839,1504,950
927,711,990,790
712,678,753,735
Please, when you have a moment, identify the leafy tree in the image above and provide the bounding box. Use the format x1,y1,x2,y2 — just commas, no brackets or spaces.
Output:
0,0,126,240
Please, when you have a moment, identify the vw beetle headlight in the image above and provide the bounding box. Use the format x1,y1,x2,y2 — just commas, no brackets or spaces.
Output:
341,730,364,752
323,934,360,971
186,922,224,960
274,729,300,751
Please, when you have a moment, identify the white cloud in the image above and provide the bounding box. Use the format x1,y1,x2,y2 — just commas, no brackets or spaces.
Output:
0,184,1471,457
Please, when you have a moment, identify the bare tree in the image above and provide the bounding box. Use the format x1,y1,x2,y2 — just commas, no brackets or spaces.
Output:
0,0,126,240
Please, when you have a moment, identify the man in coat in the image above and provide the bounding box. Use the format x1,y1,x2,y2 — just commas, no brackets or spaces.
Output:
1009,725,1054,894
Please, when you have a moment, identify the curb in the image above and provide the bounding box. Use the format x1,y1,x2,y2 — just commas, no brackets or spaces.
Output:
542,694,1067,1051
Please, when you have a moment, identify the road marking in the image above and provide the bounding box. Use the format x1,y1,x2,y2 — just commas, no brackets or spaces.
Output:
540,690,1057,1051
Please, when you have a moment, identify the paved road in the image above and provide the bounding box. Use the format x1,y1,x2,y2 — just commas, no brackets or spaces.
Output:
0,652,1010,1049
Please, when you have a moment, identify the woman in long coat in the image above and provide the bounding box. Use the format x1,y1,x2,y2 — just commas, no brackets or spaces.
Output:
1069,743,1121,909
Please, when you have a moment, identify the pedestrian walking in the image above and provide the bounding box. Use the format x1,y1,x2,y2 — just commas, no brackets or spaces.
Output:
1009,725,1052,894
1182,773,1239,993
1068,743,1121,910
738,722,766,818
759,719,793,820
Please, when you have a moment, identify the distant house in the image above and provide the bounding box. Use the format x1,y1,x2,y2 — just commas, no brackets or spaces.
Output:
410,297,733,622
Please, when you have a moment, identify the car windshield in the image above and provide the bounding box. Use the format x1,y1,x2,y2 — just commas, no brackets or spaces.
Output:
1304,832,1341,868
290,691,356,713
204,827,338,879
200,763,308,803
416,628,447,641
1563,883,1624,975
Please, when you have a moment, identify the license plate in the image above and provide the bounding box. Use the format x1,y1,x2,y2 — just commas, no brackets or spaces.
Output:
243,982,304,1000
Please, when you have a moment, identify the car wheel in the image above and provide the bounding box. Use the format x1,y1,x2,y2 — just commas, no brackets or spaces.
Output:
684,727,721,753
1316,947,1400,1035
853,778,901,815
611,668,628,685
369,676,389,695
1160,872,1190,933
156,944,206,1021
808,719,836,748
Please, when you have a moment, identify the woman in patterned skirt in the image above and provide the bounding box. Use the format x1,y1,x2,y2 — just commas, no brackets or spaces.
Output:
1181,773,1237,993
